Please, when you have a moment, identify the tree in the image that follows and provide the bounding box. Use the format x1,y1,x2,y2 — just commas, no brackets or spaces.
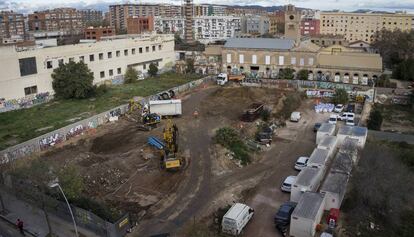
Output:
148,63,158,77
57,165,84,200
332,88,349,105
186,58,195,74
51,61,94,99
297,69,309,80
367,108,383,130
124,67,138,83
392,58,414,81
278,68,295,79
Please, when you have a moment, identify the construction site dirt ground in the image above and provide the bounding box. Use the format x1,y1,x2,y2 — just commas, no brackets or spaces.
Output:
37,83,322,236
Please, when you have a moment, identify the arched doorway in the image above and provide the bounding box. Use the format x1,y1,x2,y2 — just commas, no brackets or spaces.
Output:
227,66,231,74
361,74,369,85
308,70,314,80
334,72,341,82
343,73,350,83
317,71,323,81
352,73,359,84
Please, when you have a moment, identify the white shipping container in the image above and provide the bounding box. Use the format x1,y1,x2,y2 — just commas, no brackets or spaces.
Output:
290,192,326,237
320,171,349,211
291,167,324,202
337,126,367,149
317,136,338,158
149,99,182,116
316,123,336,144
307,148,330,175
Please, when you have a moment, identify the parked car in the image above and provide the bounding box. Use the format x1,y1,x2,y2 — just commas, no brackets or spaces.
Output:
340,112,355,121
222,203,254,235
345,104,355,113
274,202,297,226
294,156,309,170
328,115,338,124
313,123,322,132
281,176,297,192
346,118,355,126
334,104,344,113
290,112,301,122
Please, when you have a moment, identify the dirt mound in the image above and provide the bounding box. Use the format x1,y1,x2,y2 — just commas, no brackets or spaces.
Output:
90,124,141,154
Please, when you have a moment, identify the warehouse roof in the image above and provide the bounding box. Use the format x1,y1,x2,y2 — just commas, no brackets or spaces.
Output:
318,136,338,150
308,148,330,166
318,123,336,134
295,167,323,186
224,38,295,50
292,192,325,219
320,171,349,197
338,126,367,137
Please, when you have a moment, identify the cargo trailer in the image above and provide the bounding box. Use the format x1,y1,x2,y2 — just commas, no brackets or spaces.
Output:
320,171,349,211
291,167,324,202
316,123,336,144
149,99,182,116
317,136,338,158
307,148,331,175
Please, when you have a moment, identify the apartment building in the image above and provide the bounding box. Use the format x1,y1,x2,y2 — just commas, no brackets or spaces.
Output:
84,26,115,41
0,11,26,44
243,15,270,36
193,5,226,16
222,38,382,84
225,7,267,16
155,16,241,43
127,16,154,34
268,11,285,35
28,8,84,34
300,18,320,36
0,34,175,100
109,4,181,31
79,9,103,25
320,11,414,43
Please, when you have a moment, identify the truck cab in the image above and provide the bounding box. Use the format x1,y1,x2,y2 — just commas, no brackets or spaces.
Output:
217,73,228,86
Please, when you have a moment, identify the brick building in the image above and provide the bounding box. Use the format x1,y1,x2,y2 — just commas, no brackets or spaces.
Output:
28,8,84,34
84,26,115,40
127,16,154,34
0,11,26,44
300,18,320,36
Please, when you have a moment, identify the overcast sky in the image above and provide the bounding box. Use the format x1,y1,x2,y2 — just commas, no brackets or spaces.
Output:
1,0,414,13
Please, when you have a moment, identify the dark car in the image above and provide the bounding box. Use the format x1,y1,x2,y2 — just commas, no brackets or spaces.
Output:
313,123,322,132
274,202,297,226
346,104,355,113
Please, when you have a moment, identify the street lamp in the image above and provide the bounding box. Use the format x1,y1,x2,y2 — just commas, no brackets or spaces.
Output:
49,181,79,237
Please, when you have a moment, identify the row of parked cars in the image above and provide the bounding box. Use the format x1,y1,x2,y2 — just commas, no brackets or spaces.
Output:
329,104,357,126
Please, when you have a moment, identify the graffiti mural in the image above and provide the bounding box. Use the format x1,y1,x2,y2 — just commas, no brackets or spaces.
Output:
66,125,86,139
306,90,334,98
0,93,52,113
1,144,38,164
39,133,64,150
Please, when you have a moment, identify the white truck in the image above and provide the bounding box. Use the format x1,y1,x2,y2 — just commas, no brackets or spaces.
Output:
149,99,182,116
217,73,228,85
222,203,254,235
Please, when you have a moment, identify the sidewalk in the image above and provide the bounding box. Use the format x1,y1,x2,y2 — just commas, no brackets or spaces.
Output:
0,189,100,237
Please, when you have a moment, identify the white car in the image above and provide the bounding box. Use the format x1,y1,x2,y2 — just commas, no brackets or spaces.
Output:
340,112,355,121
290,112,301,122
334,104,344,113
346,118,355,126
281,176,297,192
328,115,338,124
294,156,309,170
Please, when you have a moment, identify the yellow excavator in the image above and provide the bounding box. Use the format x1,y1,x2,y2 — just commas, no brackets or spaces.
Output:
162,119,182,170
127,99,161,130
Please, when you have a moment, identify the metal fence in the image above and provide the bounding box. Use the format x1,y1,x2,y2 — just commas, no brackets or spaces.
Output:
0,76,212,164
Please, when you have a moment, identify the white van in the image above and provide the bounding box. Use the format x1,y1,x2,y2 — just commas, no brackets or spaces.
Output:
290,112,301,122
222,203,254,235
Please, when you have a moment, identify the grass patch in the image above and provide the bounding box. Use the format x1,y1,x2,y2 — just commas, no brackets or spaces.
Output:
0,72,201,150
214,127,251,165
375,104,414,124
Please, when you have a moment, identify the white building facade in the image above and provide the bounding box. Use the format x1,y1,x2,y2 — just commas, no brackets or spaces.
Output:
155,16,241,43
0,34,175,100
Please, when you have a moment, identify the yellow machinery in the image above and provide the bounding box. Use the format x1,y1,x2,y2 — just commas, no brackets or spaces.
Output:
162,119,182,169
128,99,161,130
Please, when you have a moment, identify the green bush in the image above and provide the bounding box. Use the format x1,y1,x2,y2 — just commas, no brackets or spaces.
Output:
297,69,309,80
215,127,251,165
278,68,295,79
124,67,138,84
260,109,271,121
332,88,349,105
148,63,158,77
367,108,383,130
278,93,303,120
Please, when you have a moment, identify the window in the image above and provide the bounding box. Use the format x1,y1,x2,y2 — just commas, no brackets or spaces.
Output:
152,45,156,51
24,85,37,95
239,54,244,64
146,46,149,52
99,53,103,60
116,51,120,57
143,64,147,70
89,54,94,62
300,58,305,66
278,56,284,65
69,57,74,62
100,71,105,78
291,57,296,65
158,45,162,50
58,59,64,66
226,53,231,63
19,57,37,76
139,47,143,53
46,61,53,69
132,48,136,55
252,55,257,64
117,67,121,74
108,52,112,58
265,55,270,65
308,58,314,66
124,49,128,56
79,56,84,62
109,69,113,76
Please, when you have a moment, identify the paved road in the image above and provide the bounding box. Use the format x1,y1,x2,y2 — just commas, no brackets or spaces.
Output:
0,218,24,237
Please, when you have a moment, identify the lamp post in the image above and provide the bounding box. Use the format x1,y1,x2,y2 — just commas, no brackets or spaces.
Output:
49,182,79,237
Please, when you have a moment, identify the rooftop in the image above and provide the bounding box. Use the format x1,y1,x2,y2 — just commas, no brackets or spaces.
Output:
338,126,368,137
224,38,295,50
308,148,330,166
331,152,354,174
295,167,323,187
318,123,336,134
318,136,338,149
224,203,250,220
320,171,349,197
292,192,325,219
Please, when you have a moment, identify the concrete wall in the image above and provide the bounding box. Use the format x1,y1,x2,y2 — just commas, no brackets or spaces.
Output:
0,76,212,163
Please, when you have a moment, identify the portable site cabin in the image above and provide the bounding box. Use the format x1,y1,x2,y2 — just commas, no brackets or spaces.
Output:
337,126,367,149
316,123,336,144
320,171,350,210
338,137,359,164
290,192,326,237
317,136,338,158
291,167,324,202
307,148,331,175
149,99,182,116
330,152,353,174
